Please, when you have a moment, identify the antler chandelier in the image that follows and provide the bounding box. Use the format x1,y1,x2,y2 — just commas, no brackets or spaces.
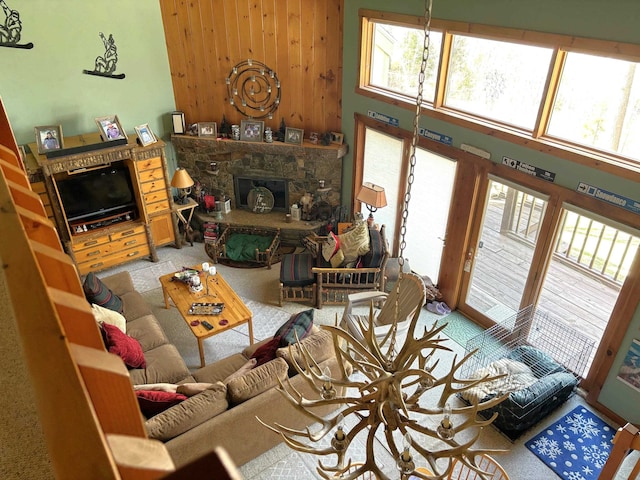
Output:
259,305,507,479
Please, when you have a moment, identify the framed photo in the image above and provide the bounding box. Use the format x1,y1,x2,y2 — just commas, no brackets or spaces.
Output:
285,127,304,145
330,131,344,145
198,122,217,138
240,120,264,142
95,115,127,142
134,123,157,146
309,132,319,145
34,125,64,154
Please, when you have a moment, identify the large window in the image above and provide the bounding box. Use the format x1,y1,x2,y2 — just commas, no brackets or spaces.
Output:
547,52,640,160
445,36,553,130
360,11,640,173
370,23,442,103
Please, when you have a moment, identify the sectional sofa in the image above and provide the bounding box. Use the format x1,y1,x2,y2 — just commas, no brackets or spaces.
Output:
94,270,345,468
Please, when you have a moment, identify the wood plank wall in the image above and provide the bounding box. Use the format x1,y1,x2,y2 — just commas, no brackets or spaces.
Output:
159,0,344,135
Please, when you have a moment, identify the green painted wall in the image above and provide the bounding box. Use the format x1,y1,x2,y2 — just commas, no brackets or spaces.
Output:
0,0,175,163
342,0,640,422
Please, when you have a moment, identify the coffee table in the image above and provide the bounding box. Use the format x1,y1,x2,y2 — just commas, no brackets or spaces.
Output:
159,266,253,367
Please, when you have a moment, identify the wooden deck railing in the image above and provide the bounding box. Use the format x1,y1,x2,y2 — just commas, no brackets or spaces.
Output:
498,186,638,286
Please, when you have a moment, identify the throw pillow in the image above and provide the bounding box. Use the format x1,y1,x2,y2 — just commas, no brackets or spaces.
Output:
321,231,340,262
250,336,282,367
101,323,146,369
329,248,345,268
92,303,126,333
136,390,188,418
83,272,123,314
274,309,314,347
337,221,370,264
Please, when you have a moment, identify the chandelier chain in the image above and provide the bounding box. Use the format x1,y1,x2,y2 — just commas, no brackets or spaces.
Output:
398,0,432,267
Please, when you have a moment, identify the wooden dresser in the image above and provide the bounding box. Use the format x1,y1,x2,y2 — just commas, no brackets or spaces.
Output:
28,133,177,275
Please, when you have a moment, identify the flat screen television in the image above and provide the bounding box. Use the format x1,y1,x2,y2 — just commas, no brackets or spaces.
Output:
56,163,138,224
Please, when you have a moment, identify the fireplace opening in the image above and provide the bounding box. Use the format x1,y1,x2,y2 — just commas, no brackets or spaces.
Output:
234,176,289,212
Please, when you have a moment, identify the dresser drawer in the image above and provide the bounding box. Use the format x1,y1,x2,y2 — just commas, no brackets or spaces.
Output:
137,156,163,171
139,167,165,183
111,232,147,251
146,199,170,215
73,234,110,251
141,179,166,194
143,189,169,205
110,224,146,241
77,244,151,275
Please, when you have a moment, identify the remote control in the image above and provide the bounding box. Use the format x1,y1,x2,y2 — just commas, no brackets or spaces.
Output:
201,321,214,330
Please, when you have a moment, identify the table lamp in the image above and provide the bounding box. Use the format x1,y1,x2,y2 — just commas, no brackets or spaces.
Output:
356,182,387,227
171,167,194,204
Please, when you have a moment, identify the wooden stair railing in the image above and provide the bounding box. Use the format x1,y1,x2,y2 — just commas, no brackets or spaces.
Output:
0,98,241,478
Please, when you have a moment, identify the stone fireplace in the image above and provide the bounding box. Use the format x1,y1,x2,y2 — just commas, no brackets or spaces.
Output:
171,135,347,210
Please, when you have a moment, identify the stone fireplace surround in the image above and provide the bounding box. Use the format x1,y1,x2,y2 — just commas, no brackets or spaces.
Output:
171,135,347,211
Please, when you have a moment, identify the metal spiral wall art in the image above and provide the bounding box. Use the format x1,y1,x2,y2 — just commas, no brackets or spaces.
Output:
226,59,281,119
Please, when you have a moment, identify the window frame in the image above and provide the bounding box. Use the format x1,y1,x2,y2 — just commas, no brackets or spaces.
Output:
357,9,640,182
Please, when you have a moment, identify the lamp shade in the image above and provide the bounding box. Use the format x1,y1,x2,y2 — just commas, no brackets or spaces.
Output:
356,182,387,209
170,168,194,189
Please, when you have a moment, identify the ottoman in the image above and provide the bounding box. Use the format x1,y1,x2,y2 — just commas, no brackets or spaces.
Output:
279,253,317,307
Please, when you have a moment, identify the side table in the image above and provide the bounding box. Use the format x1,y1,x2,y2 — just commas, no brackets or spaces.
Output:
172,198,198,247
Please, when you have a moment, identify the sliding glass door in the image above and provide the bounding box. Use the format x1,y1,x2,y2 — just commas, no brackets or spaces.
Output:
461,178,549,322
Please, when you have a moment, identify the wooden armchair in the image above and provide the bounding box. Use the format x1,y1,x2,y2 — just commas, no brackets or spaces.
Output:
303,224,389,308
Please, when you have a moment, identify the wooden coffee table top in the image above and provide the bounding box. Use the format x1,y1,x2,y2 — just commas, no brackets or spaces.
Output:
159,267,253,366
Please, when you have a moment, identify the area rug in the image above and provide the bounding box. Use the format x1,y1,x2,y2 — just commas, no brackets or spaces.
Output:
430,310,485,347
525,405,615,479
128,260,177,293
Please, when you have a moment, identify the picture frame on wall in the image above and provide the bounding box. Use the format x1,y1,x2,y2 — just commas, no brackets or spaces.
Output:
172,111,186,134
134,123,157,146
285,127,304,145
198,122,217,138
95,115,127,142
34,125,64,154
240,120,264,142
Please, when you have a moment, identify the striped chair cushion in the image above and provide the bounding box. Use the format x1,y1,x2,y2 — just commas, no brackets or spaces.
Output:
280,253,315,287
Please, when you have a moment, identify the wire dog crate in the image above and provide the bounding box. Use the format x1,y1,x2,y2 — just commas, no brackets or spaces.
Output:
460,305,596,439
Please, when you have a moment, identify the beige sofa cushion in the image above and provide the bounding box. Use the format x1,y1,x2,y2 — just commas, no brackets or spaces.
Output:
276,329,335,370
126,315,169,352
145,382,228,441
129,344,191,385
226,357,288,405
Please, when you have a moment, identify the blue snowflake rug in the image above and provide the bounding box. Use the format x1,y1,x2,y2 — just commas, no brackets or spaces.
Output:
525,406,615,479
